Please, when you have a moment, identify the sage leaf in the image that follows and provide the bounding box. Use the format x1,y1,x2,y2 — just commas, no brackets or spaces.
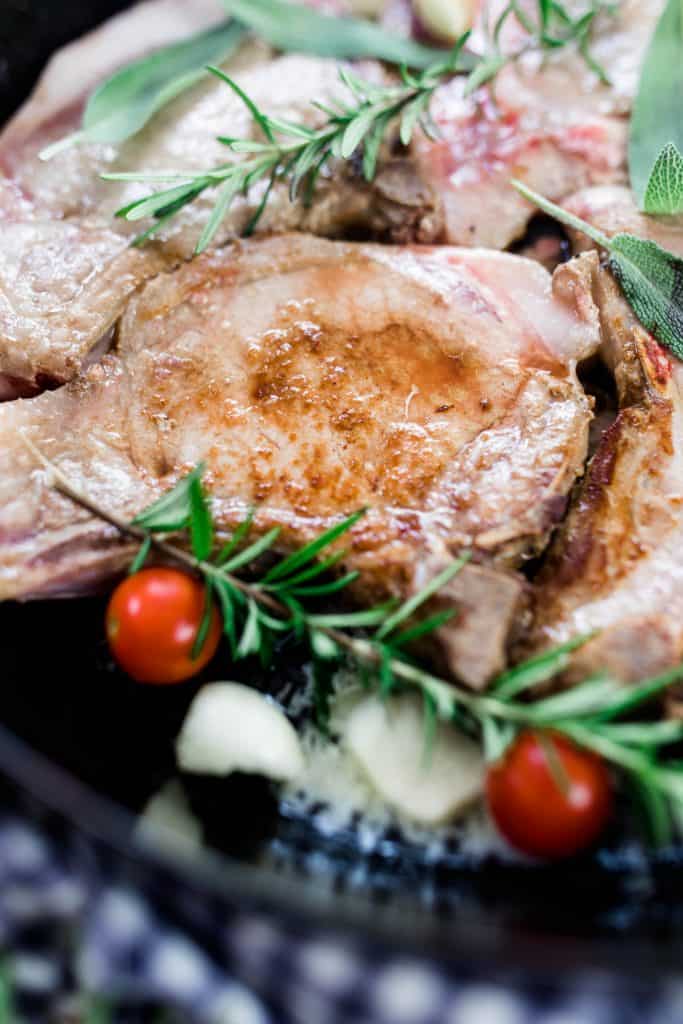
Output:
629,0,683,207
512,180,683,361
644,142,683,216
40,21,246,160
608,234,683,360
219,0,452,67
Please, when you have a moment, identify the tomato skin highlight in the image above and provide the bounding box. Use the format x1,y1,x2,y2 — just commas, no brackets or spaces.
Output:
486,731,613,860
106,567,221,684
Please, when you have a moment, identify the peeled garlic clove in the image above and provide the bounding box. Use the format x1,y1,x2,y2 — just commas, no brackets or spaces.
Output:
136,779,202,851
176,683,305,783
413,0,475,43
344,694,484,826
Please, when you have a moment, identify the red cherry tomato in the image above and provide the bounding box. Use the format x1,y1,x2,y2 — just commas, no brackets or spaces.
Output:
486,730,613,860
106,567,221,684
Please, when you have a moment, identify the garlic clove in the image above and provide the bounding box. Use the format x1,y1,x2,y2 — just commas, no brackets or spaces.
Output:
343,694,484,826
176,683,305,782
413,0,475,43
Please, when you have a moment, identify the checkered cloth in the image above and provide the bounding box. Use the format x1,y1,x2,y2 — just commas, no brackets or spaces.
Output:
1,816,681,1023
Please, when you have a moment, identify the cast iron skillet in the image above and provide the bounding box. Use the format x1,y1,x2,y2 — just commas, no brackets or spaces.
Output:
3,0,683,986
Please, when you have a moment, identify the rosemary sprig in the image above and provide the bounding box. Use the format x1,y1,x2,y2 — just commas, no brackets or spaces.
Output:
473,0,615,93
23,442,683,846
103,0,615,251
103,41,468,252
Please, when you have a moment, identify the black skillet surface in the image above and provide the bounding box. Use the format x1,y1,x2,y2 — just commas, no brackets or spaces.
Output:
2,0,683,987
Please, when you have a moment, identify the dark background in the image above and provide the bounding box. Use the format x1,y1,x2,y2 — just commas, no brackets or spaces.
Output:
0,0,129,122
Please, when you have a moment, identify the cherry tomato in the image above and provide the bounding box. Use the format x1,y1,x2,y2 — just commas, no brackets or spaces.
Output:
106,567,221,684
486,730,613,860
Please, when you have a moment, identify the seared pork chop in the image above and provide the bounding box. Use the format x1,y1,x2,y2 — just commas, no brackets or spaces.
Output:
0,0,658,393
527,188,683,681
0,235,600,688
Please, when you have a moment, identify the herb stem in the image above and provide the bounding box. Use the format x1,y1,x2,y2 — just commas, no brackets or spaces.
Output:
511,179,612,250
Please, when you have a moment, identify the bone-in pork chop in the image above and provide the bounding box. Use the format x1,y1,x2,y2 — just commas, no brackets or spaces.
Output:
0,0,659,394
526,188,683,682
0,235,600,688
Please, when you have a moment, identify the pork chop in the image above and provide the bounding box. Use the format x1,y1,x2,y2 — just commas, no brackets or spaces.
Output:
526,187,683,682
0,0,658,394
0,234,600,688
412,0,663,250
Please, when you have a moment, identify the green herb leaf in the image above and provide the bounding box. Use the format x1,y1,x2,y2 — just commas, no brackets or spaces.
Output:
608,234,683,359
390,608,457,648
629,0,683,207
480,716,515,763
643,142,683,216
290,571,360,597
220,0,452,67
512,180,683,361
216,510,255,565
192,583,215,659
219,526,281,572
237,599,261,658
308,603,396,630
597,720,683,749
133,464,205,532
588,663,683,723
189,476,213,561
376,554,470,641
310,629,339,660
421,692,438,769
629,773,674,848
40,21,246,159
524,673,621,723
264,510,365,583
212,578,238,656
265,551,347,591
492,634,594,700
129,536,152,575
196,176,244,254
207,65,276,143
464,53,508,96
